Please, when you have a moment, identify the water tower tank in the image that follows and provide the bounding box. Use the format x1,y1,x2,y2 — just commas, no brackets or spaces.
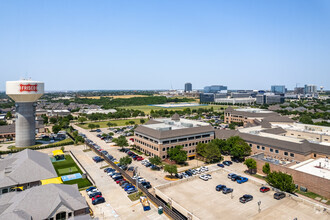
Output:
6,80,44,148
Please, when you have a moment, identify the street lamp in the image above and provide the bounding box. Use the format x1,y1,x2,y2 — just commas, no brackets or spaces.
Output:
258,200,261,213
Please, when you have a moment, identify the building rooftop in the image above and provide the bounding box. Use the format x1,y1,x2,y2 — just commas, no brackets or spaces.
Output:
272,123,330,136
290,158,330,180
135,117,214,140
0,184,89,219
0,149,57,188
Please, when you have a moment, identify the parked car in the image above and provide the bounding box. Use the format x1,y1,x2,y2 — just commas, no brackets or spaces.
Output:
223,161,231,166
231,175,240,181
89,191,102,198
175,173,183,179
86,186,96,192
185,171,193,176
92,197,105,205
127,166,135,171
260,186,270,193
239,194,253,203
141,181,152,189
237,177,248,184
91,194,102,201
87,189,99,195
217,163,225,168
222,188,233,194
274,192,286,200
127,188,138,194
227,173,236,179
199,174,209,181
216,185,226,191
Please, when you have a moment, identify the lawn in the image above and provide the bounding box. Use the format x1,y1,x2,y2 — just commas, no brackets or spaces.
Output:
296,190,329,205
77,118,148,129
118,104,232,114
128,191,144,201
52,155,92,189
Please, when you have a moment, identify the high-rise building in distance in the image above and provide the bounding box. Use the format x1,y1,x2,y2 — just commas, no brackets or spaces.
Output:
304,85,317,94
271,85,286,94
204,85,227,93
184,83,192,92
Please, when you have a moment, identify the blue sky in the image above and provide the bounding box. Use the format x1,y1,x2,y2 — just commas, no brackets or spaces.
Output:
0,0,329,91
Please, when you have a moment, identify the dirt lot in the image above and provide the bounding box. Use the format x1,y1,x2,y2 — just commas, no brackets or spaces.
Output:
159,169,329,220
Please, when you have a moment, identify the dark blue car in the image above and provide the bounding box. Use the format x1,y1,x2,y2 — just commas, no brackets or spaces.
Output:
217,163,224,168
216,185,226,191
86,186,96,192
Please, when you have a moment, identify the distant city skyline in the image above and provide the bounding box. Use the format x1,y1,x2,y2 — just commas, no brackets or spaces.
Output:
1,0,329,91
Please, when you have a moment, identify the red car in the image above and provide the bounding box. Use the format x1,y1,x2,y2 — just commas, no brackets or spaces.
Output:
92,195,102,201
130,138,134,142
136,157,144,161
116,179,125,184
260,186,270,193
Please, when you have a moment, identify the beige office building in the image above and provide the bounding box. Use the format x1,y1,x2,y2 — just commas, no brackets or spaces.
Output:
134,114,214,159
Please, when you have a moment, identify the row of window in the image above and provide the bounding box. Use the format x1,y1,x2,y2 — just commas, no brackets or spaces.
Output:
135,139,159,151
162,134,211,144
255,145,294,157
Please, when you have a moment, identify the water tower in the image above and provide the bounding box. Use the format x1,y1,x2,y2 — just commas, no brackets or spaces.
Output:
6,79,44,148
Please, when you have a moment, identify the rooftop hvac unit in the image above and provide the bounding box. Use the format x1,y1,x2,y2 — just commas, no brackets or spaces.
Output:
157,127,172,131
165,120,174,125
181,122,193,128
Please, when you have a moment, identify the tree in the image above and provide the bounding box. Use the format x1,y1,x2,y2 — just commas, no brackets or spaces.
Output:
129,121,135,125
299,115,313,124
113,135,128,148
226,136,251,159
140,119,145,124
61,146,65,152
88,123,96,131
120,156,132,165
244,158,257,174
78,117,87,124
95,124,100,128
266,171,296,193
108,132,114,136
6,111,12,119
0,121,7,126
167,146,187,164
52,124,61,134
203,142,222,163
149,156,162,165
164,164,177,177
262,163,271,175
50,117,58,124
229,123,236,130
41,114,48,124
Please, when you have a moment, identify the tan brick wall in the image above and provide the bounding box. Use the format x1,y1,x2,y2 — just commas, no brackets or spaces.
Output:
255,158,330,198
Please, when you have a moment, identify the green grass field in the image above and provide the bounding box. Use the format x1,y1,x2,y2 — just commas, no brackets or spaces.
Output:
118,104,232,114
52,155,92,189
58,167,78,175
77,118,148,129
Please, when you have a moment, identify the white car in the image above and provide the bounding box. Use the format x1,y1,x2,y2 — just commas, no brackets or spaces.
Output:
205,174,212,179
199,174,209,181
87,189,99,195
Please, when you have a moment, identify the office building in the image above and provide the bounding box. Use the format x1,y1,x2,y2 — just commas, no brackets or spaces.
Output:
304,85,317,94
200,93,215,103
134,114,215,159
256,93,284,105
204,85,227,93
294,87,305,94
271,85,286,94
184,83,192,92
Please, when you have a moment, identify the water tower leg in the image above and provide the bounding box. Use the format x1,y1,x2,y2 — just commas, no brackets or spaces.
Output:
15,102,36,148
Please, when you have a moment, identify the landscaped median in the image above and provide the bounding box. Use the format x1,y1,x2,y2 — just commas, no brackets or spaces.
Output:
76,118,148,129
0,138,74,155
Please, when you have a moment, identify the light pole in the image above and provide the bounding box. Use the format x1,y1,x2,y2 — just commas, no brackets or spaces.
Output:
258,200,261,213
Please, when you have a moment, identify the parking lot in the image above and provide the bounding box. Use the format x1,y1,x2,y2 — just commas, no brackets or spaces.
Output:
158,168,329,220
73,125,170,187
71,146,168,220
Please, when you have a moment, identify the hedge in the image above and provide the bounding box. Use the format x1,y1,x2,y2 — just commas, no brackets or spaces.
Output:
0,138,74,155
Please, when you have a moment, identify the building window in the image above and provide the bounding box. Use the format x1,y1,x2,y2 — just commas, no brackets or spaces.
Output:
257,146,260,149
185,144,188,147
325,139,328,141
275,150,279,154
249,144,252,147
68,213,72,218
162,155,166,159
270,148,273,152
284,152,288,156
56,212,66,220
163,141,169,144
262,147,265,150
290,153,294,157
167,147,169,150
189,143,191,146
314,153,317,158
189,137,194,140
189,150,191,153
163,148,165,151
2,188,8,194
171,139,177,143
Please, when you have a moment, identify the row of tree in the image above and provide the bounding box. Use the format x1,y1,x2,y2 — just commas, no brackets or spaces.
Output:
197,137,251,162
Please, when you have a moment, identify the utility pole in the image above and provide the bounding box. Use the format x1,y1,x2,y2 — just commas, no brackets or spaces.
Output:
258,200,261,213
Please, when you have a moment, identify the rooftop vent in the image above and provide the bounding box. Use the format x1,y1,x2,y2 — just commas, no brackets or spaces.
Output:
181,122,193,128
